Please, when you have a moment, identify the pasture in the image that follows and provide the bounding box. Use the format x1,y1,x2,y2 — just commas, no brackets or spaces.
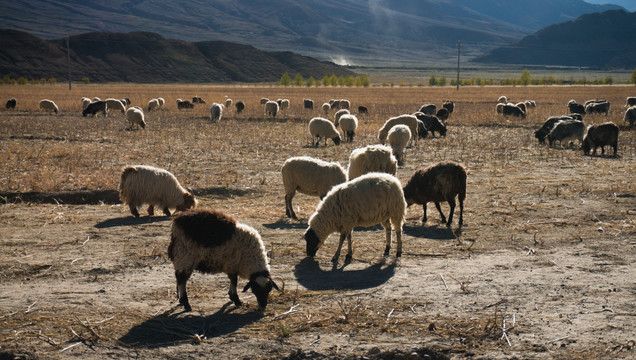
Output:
0,84,635,359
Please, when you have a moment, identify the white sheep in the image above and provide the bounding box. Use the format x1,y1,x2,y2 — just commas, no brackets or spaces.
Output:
81,97,91,110
304,172,407,262
92,97,101,102
157,97,165,108
39,99,58,114
119,165,197,218
280,99,290,110
210,103,223,122
105,98,126,115
125,107,145,130
333,109,350,127
147,98,160,112
265,100,279,118
339,114,358,143
308,117,341,147
322,102,331,115
347,144,397,180
498,96,507,103
377,114,420,146
281,156,347,219
225,98,232,108
387,124,411,165
168,208,279,311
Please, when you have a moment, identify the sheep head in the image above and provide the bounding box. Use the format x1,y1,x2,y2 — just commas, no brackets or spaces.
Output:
304,228,321,257
243,271,279,310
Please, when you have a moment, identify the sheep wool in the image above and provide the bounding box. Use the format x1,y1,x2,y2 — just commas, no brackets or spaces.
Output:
339,114,359,143
378,115,419,145
334,109,350,127
81,97,91,110
147,98,160,112
39,99,58,114
387,124,411,165
126,107,145,130
106,98,126,115
348,144,397,180
265,100,279,118
309,117,341,147
210,103,223,122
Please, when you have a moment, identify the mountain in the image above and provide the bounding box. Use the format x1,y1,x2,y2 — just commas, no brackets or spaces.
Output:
0,0,623,65
585,0,636,11
473,9,636,68
0,30,355,83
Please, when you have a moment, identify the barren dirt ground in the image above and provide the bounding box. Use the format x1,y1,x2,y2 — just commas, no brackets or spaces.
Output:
0,85,635,359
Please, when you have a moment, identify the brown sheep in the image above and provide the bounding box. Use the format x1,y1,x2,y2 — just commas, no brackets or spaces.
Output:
582,122,619,157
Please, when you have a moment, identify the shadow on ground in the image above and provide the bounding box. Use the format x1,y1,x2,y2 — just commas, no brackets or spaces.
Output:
94,216,169,228
293,257,396,291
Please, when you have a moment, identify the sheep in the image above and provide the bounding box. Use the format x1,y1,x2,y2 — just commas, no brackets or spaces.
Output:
496,103,504,114
322,102,331,115
498,96,508,103
279,99,290,110
81,97,91,110
339,114,358,143
582,122,619,156
585,100,610,115
157,97,165,108
568,99,586,115
92,97,101,102
525,100,536,108
119,165,197,218
303,99,314,110
626,97,636,108
348,144,397,180
436,108,450,122
402,161,467,228
39,99,58,114
121,97,131,106
265,100,279,118
624,106,636,128
192,96,205,104
330,99,340,109
260,97,269,105
418,104,436,115
547,119,585,148
501,104,526,118
417,119,429,139
378,114,422,146
235,100,245,114
147,98,160,112
535,115,576,143
5,98,16,109
585,99,606,107
309,117,341,147
105,98,126,115
304,172,406,262
281,156,347,219
515,102,527,114
125,107,146,130
413,112,446,137
338,99,351,110
333,109,350,127
210,103,223,122
177,99,195,110
442,100,455,113
168,208,279,311
358,105,368,115
387,124,411,166
82,100,108,117
225,98,233,108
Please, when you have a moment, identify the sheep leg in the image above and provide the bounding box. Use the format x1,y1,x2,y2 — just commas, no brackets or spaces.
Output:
458,198,464,227
228,273,242,307
345,232,353,263
285,192,297,219
422,204,428,224
129,204,140,218
332,233,347,263
445,199,456,228
163,207,171,216
434,202,447,224
175,270,193,312
147,205,154,216
383,220,392,257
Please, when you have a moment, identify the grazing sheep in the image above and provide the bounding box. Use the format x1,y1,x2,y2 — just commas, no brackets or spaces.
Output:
279,99,290,110
235,100,245,114
378,114,423,146
322,102,331,115
547,119,585,147
157,97,165,108
39,99,58,114
5,98,16,109
535,115,576,143
125,107,146,130
626,97,636,108
309,117,341,147
92,97,101,102
568,99,586,115
338,99,351,110
358,105,368,115
192,96,205,104
387,124,411,165
121,97,131,106
436,108,450,122
168,208,279,311
582,122,619,156
442,100,455,113
414,112,446,137
525,100,536,108
334,109,350,127
82,100,108,117
515,102,527,114
339,114,359,143
419,104,437,115
304,172,406,262
403,161,467,228
585,100,610,115
330,100,341,110
265,100,279,118
348,144,397,180
106,98,126,115
210,103,223,122
147,98,160,112
119,165,197,218
496,103,504,114
281,156,347,219
417,119,429,139
303,99,314,110
81,97,91,110
624,106,636,128
501,104,526,118
498,96,508,103
260,98,269,105
225,98,232,108
177,99,195,110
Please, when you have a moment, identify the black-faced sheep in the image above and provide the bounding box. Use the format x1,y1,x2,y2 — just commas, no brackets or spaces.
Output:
82,101,107,117
177,99,195,110
309,117,341,147
358,105,368,115
378,114,423,146
265,100,279,118
568,100,586,115
168,208,279,311
119,165,197,218
235,100,245,114
413,112,446,137
625,106,636,128
402,161,467,228
5,98,16,109
304,172,406,262
281,156,347,219
125,107,145,130
339,114,358,143
547,119,585,147
585,100,610,115
582,122,619,156
348,145,397,180
210,103,223,122
303,99,314,110
436,108,450,122
419,104,436,115
39,99,58,114
106,98,126,115
387,124,411,166
535,115,576,143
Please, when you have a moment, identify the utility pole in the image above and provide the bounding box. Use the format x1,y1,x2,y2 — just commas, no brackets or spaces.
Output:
456,41,460,91
66,36,71,90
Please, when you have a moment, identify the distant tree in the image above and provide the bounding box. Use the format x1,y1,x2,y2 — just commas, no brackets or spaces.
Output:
322,75,330,87
429,76,437,86
17,77,28,85
305,76,314,87
293,73,303,86
631,67,636,85
329,74,338,86
437,76,447,86
519,69,531,86
604,76,613,85
279,72,291,86
338,76,345,86
82,77,90,84
40,77,47,84
47,77,57,85
345,75,355,87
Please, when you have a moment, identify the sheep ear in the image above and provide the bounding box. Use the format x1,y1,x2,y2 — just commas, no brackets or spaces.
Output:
242,281,252,292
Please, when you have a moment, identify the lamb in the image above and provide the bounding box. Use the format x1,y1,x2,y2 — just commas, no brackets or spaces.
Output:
347,144,397,180
39,99,58,114
436,108,450,122
339,114,359,143
322,102,331,115
5,98,16,109
265,100,279,118
177,99,194,110
125,107,146,130
547,119,585,147
567,99,586,115
418,104,436,115
235,100,245,114
626,97,636,108
358,105,368,115
119,165,197,218
387,124,411,165
378,114,423,146
281,156,347,219
535,115,576,143
168,208,279,311
309,117,341,147
585,100,610,115
210,103,223,122
333,109,350,127
81,97,91,110
582,122,619,156
414,112,446,137
303,99,314,110
624,106,636,128
402,161,467,228
105,98,126,115
147,98,160,112
82,100,108,117
225,98,233,108
304,172,406,262
442,100,455,113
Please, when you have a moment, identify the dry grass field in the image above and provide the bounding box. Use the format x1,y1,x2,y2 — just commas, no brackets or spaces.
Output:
0,84,635,360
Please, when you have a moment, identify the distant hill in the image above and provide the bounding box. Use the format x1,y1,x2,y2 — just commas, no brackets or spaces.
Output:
0,0,623,65
0,30,355,83
473,10,636,68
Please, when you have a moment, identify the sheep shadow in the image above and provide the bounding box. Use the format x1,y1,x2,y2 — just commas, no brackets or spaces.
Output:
403,224,457,240
262,219,308,230
293,257,396,291
94,216,169,229
118,303,263,349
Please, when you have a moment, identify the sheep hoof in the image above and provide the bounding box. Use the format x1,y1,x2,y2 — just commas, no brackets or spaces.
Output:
396,251,402,258
345,254,353,263
229,293,242,307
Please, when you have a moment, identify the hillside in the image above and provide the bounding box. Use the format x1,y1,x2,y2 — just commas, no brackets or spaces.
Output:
0,30,355,83
0,0,622,65
473,10,636,69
